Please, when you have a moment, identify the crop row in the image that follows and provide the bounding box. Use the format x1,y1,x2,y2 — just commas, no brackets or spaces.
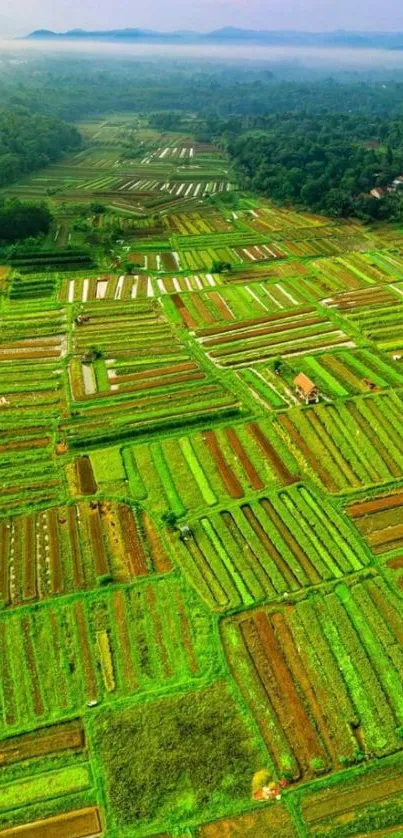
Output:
170,485,370,611
0,577,211,733
298,756,403,837
163,211,233,236
0,425,62,517
347,299,403,352
294,348,403,399
0,808,102,838
324,284,397,312
169,281,307,328
0,500,169,608
123,420,299,517
63,386,240,447
196,307,353,367
347,489,403,555
0,719,84,766
222,577,403,782
61,274,157,303
0,308,66,341
198,805,293,837
276,390,403,492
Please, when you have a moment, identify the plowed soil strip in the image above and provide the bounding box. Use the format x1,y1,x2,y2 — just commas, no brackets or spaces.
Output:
112,590,138,691
146,586,172,680
200,806,293,836
76,456,97,495
208,291,234,321
303,771,403,823
21,617,44,718
248,423,295,485
11,522,23,605
0,806,102,837
196,306,314,338
0,720,84,766
277,414,335,490
0,438,49,453
171,294,196,328
368,524,403,551
49,611,69,711
241,616,306,772
23,516,36,601
118,370,206,393
224,427,264,490
47,509,63,595
388,555,403,569
202,316,324,348
272,611,332,764
348,492,403,518
0,522,10,605
75,602,98,703
0,623,15,726
175,589,199,675
192,294,215,325
366,580,403,647
67,506,84,589
260,499,321,585
255,611,323,770
220,511,271,589
241,505,299,590
88,506,109,577
143,513,172,573
118,505,148,576
204,430,244,498
110,361,197,383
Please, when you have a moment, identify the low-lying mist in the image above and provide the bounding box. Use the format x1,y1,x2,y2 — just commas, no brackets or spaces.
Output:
3,38,403,74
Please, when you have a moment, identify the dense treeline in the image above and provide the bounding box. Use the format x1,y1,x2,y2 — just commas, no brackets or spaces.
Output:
212,113,403,219
4,57,403,121
0,200,53,242
3,56,403,222
0,108,81,187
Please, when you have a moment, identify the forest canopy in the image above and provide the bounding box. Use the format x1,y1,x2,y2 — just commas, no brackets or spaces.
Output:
0,200,53,242
214,113,403,219
0,108,81,187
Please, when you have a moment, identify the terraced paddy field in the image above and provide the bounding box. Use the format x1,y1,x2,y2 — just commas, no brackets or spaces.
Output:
3,113,403,836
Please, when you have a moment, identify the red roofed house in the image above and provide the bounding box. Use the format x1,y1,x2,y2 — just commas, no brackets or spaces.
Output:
294,372,319,405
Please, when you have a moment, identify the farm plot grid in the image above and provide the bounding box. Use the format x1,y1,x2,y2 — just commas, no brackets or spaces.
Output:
62,299,241,447
3,114,403,838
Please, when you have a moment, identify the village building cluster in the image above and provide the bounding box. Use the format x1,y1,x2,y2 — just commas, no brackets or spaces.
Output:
370,174,403,199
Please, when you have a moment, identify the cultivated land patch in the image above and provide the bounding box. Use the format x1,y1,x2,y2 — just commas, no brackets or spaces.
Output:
2,113,403,836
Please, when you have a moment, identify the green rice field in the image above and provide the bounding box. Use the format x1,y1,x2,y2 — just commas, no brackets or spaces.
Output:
2,113,403,837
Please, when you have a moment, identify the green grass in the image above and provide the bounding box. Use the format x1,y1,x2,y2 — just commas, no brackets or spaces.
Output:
0,765,91,812
92,681,267,834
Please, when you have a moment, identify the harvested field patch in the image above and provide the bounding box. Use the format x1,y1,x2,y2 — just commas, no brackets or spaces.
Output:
0,807,102,838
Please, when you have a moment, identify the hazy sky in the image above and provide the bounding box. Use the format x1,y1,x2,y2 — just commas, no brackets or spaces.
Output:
2,0,403,36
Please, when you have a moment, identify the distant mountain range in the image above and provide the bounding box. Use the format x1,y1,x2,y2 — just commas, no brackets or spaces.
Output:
24,28,403,49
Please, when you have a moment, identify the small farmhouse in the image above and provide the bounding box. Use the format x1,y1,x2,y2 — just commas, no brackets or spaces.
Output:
392,176,403,191
294,372,320,404
370,187,388,200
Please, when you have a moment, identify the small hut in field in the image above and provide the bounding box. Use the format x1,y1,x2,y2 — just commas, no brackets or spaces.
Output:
294,372,319,405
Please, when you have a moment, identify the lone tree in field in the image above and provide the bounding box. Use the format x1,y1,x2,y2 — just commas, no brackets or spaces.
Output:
211,259,232,274
82,345,103,364
161,511,179,528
